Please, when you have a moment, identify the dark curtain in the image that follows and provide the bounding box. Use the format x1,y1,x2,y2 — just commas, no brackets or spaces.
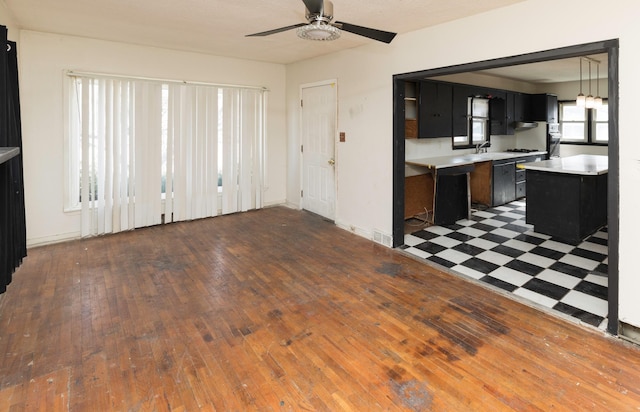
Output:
0,25,27,294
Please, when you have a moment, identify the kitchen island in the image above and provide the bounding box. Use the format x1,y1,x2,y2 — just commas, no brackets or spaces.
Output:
522,154,608,244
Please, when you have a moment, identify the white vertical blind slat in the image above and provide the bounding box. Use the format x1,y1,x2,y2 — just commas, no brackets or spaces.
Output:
80,78,91,237
193,86,205,219
183,86,195,220
221,89,238,214
164,84,174,224
127,82,136,229
111,80,122,232
103,80,113,234
239,90,253,212
206,87,219,217
133,81,163,228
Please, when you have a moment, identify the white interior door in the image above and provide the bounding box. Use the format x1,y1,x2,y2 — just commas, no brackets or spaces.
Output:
301,81,337,220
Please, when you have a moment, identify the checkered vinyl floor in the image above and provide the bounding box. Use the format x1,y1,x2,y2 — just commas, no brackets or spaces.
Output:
400,200,609,330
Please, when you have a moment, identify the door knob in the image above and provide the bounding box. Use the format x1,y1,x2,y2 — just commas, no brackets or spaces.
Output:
328,158,335,166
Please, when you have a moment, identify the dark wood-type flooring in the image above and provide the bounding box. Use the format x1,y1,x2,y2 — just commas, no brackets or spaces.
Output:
1,206,640,411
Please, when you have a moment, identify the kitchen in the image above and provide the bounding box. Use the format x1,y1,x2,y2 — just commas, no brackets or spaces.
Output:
393,47,612,331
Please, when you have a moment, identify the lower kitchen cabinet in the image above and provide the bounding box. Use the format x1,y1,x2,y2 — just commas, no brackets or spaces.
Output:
516,168,527,198
492,160,516,206
470,154,544,208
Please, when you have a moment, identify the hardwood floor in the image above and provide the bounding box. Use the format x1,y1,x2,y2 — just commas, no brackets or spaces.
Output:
1,206,639,411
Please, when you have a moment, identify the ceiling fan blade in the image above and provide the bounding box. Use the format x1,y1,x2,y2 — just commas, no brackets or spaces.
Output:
334,21,397,44
301,0,324,15
246,23,307,37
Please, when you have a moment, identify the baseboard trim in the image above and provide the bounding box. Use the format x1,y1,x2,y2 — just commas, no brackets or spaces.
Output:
619,321,640,345
27,231,81,249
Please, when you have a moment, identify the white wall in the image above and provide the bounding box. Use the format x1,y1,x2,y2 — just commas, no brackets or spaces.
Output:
0,2,19,41
17,30,287,246
286,0,640,330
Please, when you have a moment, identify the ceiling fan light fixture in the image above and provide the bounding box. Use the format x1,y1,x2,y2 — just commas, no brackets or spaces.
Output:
297,22,340,41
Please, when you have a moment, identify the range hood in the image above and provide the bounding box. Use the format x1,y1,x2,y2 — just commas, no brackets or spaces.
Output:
514,121,539,130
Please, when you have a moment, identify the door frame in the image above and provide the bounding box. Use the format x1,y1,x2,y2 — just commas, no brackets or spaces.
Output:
392,39,620,335
299,79,338,219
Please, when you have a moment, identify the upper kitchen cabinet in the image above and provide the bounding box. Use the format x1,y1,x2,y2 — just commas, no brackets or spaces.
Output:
530,93,559,123
452,84,486,137
505,92,532,135
418,81,453,138
511,92,531,122
404,81,418,138
399,80,556,139
489,91,507,136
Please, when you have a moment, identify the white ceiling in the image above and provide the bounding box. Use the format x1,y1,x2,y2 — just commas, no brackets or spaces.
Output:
5,0,525,65
475,54,609,84
4,0,608,84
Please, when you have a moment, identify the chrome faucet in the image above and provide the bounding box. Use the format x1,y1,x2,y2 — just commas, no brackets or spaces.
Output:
475,141,491,154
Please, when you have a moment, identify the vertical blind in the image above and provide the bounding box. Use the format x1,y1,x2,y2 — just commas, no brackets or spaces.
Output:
68,74,266,237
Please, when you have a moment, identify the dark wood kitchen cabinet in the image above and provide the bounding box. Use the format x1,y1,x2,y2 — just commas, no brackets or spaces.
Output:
490,154,543,206
399,80,559,139
505,92,531,134
489,91,507,135
515,168,527,199
515,154,544,199
492,159,516,206
452,84,485,136
418,81,453,138
513,92,531,123
526,169,607,244
530,93,558,123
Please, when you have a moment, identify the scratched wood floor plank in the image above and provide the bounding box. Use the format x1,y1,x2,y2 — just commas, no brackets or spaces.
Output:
1,206,640,410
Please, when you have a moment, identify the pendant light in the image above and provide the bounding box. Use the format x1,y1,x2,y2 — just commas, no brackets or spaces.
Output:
585,60,594,109
594,62,603,108
576,58,586,107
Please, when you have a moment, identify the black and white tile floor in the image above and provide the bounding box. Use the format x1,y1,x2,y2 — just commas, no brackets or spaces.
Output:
400,200,609,330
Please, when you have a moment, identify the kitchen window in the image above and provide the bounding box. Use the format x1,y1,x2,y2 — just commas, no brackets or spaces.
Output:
453,96,490,149
559,100,608,144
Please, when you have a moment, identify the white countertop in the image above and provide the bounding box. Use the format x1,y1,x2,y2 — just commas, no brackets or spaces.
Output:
521,154,608,175
406,151,546,169
0,147,20,165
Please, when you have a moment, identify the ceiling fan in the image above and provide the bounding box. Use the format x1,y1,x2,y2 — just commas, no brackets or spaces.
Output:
246,0,397,44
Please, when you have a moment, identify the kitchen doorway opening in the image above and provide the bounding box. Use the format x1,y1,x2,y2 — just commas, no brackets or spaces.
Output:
391,39,619,335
